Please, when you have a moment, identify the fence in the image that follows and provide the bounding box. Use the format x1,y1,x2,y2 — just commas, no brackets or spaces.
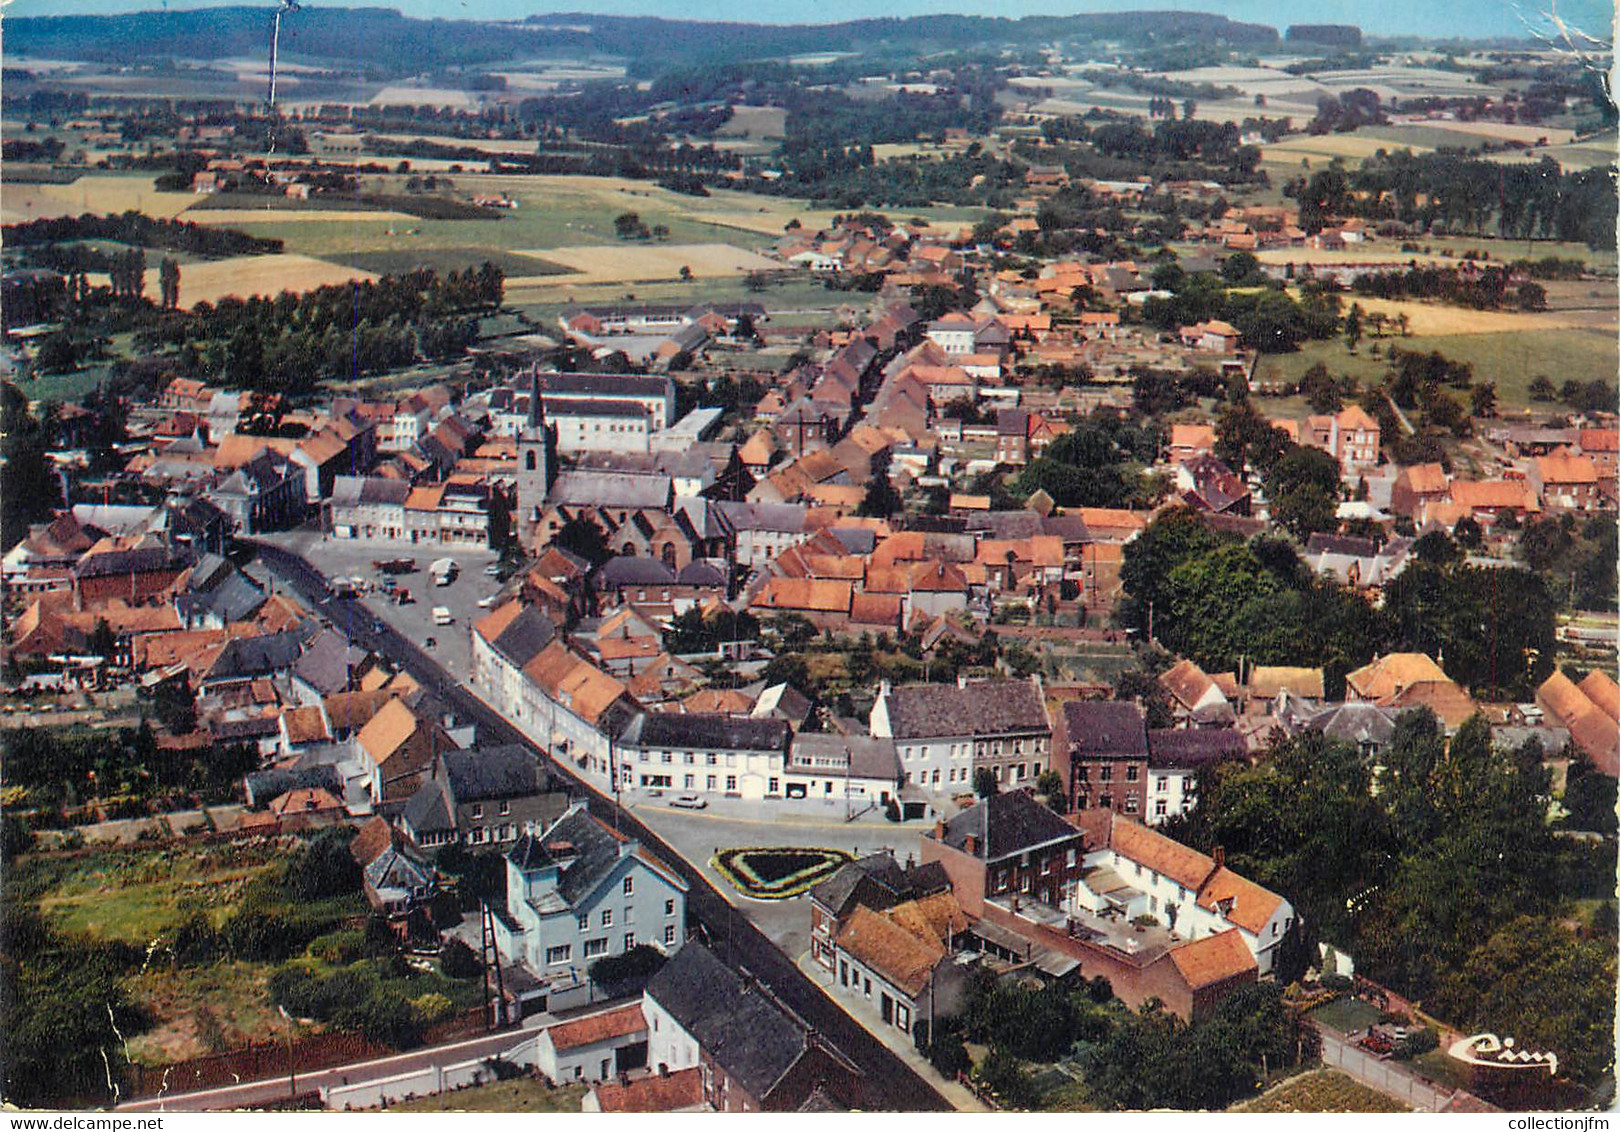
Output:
324,1036,542,1111
130,1030,389,1099
1315,1025,1454,1112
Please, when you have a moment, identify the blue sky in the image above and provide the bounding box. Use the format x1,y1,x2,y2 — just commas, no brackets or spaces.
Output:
10,0,1615,43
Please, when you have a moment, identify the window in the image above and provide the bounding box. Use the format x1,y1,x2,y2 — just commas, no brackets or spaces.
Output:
1066,848,1076,866
584,937,609,959
471,803,483,819
707,775,717,790
1155,799,1168,817
623,876,634,896
546,944,571,965
769,778,779,794
1125,764,1140,782
1156,776,1170,792
624,905,634,923
664,924,677,945
1076,765,1089,781
864,977,872,999
624,932,635,949
665,900,676,916
1100,794,1113,809
706,754,717,766
725,775,737,792
577,915,589,932
602,909,613,927
1099,764,1113,782
1272,922,1279,937
1125,795,1140,814
498,799,510,816
684,774,695,788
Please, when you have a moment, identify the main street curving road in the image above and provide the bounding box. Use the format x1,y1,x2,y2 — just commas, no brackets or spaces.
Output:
248,540,953,1113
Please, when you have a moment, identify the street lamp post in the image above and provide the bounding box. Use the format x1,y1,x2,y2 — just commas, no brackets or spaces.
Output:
277,1004,297,1099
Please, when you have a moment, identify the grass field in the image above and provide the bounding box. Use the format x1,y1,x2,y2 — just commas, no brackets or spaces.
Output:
1252,327,1618,411
1234,1070,1409,1113
25,842,285,942
185,206,421,225
386,1078,586,1112
324,247,569,278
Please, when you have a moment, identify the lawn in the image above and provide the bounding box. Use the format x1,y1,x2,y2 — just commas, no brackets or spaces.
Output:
322,247,568,279
1309,996,1383,1036
387,1078,586,1112
1233,1069,1409,1113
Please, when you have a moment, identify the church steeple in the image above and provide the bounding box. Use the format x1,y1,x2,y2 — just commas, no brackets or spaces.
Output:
516,369,553,544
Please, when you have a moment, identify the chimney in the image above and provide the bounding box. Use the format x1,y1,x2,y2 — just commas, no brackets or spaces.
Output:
933,818,945,841
1213,845,1225,869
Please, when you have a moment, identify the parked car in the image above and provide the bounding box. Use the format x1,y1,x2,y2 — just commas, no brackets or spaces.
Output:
669,793,708,810
484,563,502,577
477,595,498,608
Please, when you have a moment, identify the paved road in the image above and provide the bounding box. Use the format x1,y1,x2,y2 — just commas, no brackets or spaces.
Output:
248,540,953,1113
119,1028,538,1113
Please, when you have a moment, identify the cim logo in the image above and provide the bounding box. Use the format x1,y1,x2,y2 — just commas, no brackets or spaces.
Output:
1448,1033,1559,1077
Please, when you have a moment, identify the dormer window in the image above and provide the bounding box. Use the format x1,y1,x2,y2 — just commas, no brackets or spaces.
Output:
472,804,483,819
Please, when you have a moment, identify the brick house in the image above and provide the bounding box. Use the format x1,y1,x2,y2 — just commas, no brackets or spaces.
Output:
1059,700,1149,817
918,788,1088,917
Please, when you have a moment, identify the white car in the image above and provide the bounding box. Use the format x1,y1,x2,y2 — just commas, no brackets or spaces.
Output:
432,606,453,626
484,563,502,577
477,595,498,608
669,793,708,810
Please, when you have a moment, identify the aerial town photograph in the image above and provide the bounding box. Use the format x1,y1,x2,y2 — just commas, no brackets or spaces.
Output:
0,0,1614,1119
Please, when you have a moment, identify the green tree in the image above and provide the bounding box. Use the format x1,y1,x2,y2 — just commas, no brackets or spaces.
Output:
973,766,1000,799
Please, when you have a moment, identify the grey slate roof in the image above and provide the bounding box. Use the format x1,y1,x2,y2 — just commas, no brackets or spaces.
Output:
177,568,268,625
489,607,557,668
619,711,791,754
330,475,411,506
401,779,456,836
935,788,1080,862
541,372,672,399
1062,700,1149,757
507,807,630,910
787,733,899,781
1146,727,1248,769
550,471,673,510
1306,533,1381,558
808,851,950,917
206,630,306,682
676,560,726,586
442,745,539,802
882,679,1048,741
1305,702,1398,747
294,628,371,695
595,556,677,588
714,500,807,534
244,763,344,809
644,942,811,1103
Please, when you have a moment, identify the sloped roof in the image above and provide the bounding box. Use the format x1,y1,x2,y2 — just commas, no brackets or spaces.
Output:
1061,700,1148,757
1158,658,1219,712
645,943,810,1102
1147,728,1246,770
620,711,790,753
1196,865,1285,935
442,745,540,802
1535,453,1598,484
1579,670,1620,723
751,577,853,614
1400,463,1448,495
591,1067,705,1113
1449,479,1537,511
356,697,426,766
1345,653,1448,701
883,679,1047,740
547,1002,647,1051
1384,680,1480,731
281,705,330,745
1108,815,1215,890
1247,666,1325,700
935,788,1079,861
835,905,944,996
1167,928,1256,989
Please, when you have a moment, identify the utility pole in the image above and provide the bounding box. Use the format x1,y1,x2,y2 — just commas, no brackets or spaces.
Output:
277,1005,297,1098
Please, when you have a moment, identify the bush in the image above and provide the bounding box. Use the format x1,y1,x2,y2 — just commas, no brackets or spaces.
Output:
928,1035,972,1078
440,939,482,980
588,944,667,989
1393,1026,1438,1060
411,992,454,1025
283,826,359,902
1087,975,1114,1003
1320,972,1353,992
308,929,367,966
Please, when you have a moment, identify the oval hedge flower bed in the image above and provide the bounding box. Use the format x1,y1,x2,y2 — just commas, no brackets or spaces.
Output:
711,847,853,900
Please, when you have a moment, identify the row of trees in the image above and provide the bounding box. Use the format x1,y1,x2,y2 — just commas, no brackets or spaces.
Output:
4,211,283,258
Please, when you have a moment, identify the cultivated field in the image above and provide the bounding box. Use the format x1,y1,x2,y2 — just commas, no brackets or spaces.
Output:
88,253,380,306
1233,1070,1409,1113
184,207,420,225
715,105,788,140
509,241,788,286
1329,296,1617,337
1,174,196,223
369,85,479,108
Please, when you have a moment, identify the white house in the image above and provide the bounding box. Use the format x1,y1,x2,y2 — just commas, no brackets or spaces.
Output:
499,804,688,984
615,712,792,800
